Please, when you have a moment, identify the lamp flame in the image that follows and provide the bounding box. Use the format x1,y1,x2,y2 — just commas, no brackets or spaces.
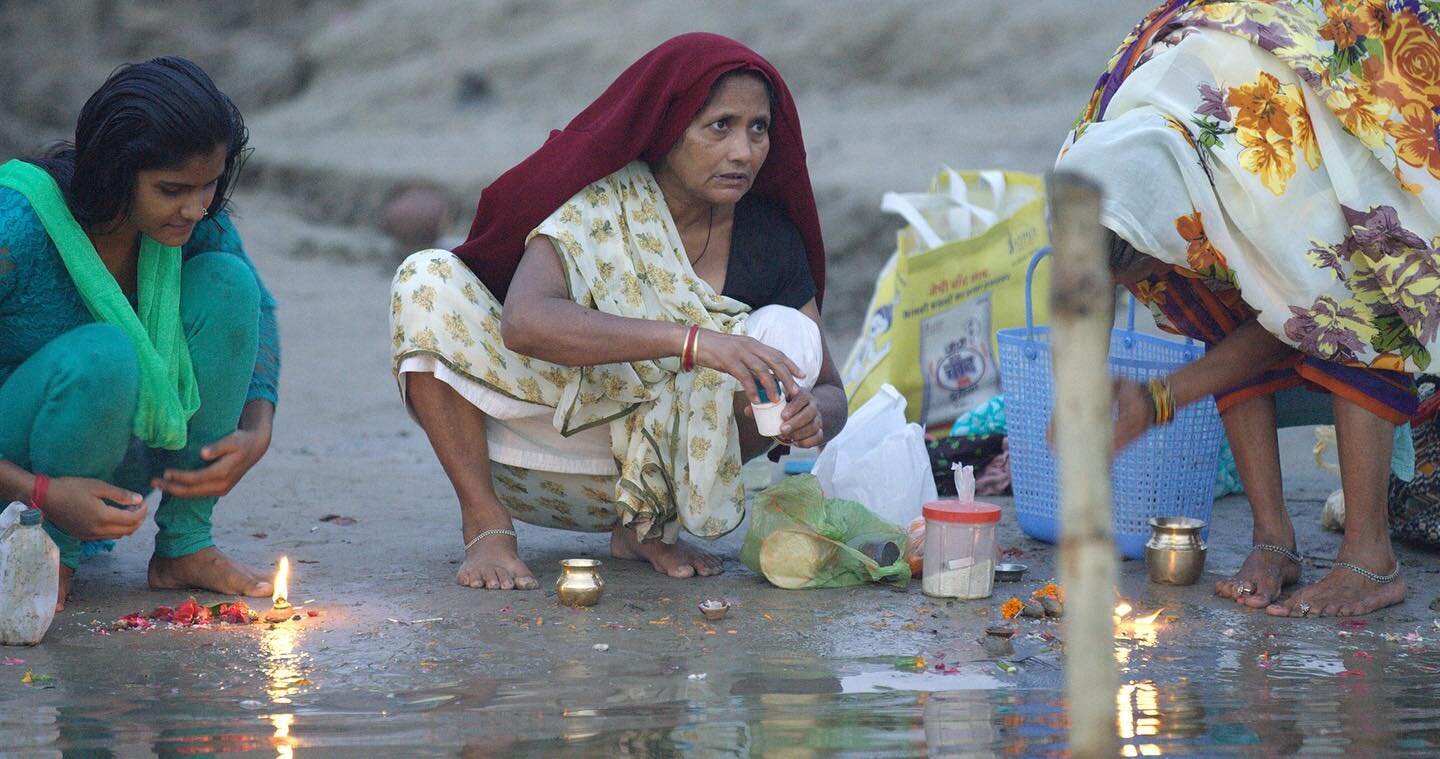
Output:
1134,608,1165,625
272,556,290,608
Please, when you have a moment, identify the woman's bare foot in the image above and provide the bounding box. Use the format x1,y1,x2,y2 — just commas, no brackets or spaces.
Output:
610,528,724,578
457,530,538,590
1216,544,1301,608
1266,560,1406,618
56,565,74,612
148,546,272,597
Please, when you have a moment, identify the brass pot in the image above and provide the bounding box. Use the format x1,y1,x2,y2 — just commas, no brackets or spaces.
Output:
556,559,605,607
1145,516,1207,586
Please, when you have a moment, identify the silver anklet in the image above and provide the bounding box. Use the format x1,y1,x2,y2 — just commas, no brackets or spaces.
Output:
1333,560,1400,584
1252,543,1302,564
463,528,517,552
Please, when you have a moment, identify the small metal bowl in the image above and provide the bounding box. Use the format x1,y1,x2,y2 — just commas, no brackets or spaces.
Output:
993,563,1028,583
698,599,731,621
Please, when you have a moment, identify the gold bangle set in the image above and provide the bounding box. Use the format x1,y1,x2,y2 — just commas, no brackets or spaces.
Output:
1147,378,1176,426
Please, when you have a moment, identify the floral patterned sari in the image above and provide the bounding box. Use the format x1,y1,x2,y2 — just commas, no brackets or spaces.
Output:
1058,0,1440,422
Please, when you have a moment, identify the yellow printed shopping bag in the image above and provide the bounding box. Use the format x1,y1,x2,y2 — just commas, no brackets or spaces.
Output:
841,169,1049,430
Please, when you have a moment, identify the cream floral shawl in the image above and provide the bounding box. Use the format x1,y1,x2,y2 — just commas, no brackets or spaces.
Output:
530,161,753,542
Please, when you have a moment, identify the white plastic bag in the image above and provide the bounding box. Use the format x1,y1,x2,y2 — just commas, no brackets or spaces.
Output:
879,168,1012,252
810,384,938,527
744,305,822,392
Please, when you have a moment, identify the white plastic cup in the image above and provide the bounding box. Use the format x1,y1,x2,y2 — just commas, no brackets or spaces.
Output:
752,401,785,437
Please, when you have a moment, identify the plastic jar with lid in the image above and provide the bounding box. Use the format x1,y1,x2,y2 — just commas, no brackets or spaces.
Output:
921,499,1001,599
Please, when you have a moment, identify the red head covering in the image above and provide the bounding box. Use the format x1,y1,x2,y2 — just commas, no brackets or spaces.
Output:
451,32,826,309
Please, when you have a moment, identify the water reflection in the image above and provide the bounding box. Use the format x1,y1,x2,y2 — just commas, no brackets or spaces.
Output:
16,635,1440,755
924,691,999,756
1,704,60,752
261,619,307,757
262,621,307,705
271,712,295,758
1115,678,1207,757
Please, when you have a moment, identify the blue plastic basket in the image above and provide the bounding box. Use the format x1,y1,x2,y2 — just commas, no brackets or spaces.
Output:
996,248,1223,559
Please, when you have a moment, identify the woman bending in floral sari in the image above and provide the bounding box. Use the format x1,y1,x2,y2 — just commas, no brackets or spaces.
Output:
1058,1,1440,617
391,34,847,590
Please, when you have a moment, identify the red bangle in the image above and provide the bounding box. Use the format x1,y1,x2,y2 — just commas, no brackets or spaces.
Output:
681,324,700,372
29,473,49,511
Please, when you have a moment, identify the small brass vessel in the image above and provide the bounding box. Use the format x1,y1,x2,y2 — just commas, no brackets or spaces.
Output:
1145,516,1207,586
556,558,605,607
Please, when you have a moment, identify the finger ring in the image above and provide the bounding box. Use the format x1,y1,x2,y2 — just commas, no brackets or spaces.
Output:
1298,603,1311,618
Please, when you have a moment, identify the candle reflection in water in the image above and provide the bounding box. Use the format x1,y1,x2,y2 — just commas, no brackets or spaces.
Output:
270,712,295,759
1117,680,1163,757
1113,603,1171,755
262,621,304,704
263,614,304,757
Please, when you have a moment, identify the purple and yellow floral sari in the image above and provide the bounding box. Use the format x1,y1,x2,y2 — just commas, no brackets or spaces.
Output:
1057,0,1440,423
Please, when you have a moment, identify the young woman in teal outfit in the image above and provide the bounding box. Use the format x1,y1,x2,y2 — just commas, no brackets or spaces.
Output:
0,57,280,610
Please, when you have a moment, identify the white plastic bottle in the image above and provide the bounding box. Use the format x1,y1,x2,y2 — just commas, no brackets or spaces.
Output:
0,503,60,645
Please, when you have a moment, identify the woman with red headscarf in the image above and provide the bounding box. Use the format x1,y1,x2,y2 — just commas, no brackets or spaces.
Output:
389,33,846,591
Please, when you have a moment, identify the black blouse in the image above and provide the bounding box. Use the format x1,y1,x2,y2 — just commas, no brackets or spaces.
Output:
720,195,816,310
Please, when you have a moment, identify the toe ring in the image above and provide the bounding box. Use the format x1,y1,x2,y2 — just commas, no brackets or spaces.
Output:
1298,603,1312,618
1237,583,1254,596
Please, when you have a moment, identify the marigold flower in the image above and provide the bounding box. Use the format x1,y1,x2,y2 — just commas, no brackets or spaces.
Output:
1000,598,1024,620
1033,583,1066,602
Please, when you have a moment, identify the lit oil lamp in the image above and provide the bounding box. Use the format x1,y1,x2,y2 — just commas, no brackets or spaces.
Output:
1133,608,1164,626
264,557,294,623
1114,600,1165,667
1113,601,1165,628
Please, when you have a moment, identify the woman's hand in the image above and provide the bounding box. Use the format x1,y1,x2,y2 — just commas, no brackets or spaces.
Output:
1112,378,1156,451
1046,378,1155,452
775,387,824,448
154,400,273,498
694,330,805,405
43,477,148,540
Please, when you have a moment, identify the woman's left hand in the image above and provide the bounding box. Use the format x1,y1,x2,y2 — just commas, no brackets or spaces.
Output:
154,400,273,498
776,387,825,448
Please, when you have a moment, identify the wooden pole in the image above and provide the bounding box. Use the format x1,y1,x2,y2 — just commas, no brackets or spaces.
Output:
1048,172,1119,758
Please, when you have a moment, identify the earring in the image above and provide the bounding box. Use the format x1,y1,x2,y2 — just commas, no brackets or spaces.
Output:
201,208,209,217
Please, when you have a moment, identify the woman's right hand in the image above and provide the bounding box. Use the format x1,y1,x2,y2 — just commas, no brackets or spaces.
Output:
1112,378,1156,452
42,477,148,541
693,329,805,405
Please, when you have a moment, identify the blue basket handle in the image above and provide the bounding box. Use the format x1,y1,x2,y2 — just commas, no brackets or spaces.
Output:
1022,244,1200,360
1022,246,1138,339
1022,246,1050,338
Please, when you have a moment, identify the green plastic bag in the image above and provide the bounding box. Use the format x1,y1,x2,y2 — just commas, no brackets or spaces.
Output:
740,474,911,589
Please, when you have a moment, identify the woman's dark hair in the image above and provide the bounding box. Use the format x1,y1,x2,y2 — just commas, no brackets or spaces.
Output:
707,69,777,112
1106,229,1147,273
31,56,249,231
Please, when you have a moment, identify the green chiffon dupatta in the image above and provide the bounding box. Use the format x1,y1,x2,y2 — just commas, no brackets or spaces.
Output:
0,159,198,450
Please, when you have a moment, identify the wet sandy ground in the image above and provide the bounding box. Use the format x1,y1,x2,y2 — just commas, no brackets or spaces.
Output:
4,227,1440,755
